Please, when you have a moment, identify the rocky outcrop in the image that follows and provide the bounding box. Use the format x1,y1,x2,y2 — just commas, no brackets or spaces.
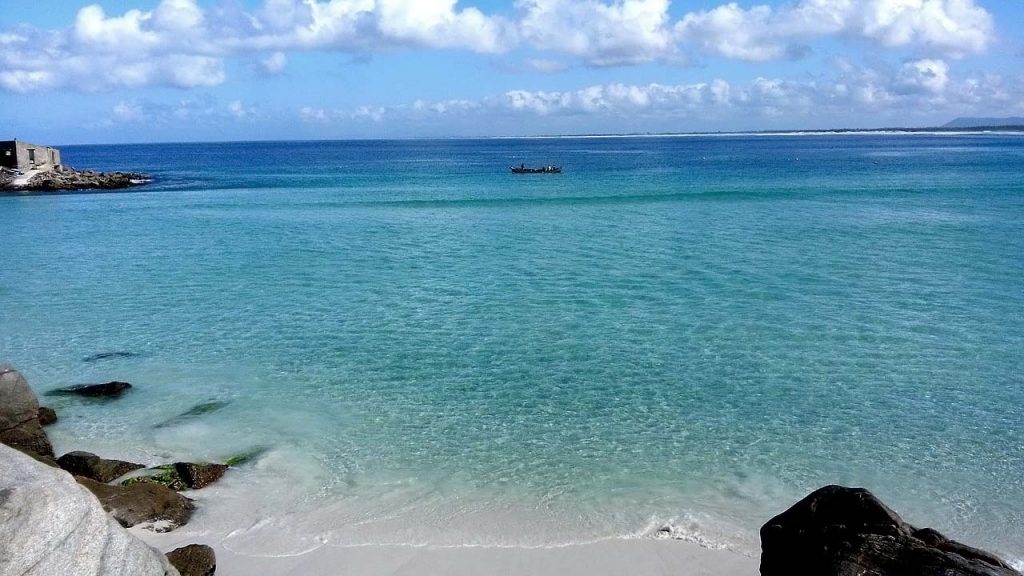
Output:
47,381,133,398
166,544,217,576
761,485,1021,576
0,364,55,459
0,167,16,187
77,476,195,531
0,443,180,576
38,406,58,426
1,167,151,192
58,451,145,483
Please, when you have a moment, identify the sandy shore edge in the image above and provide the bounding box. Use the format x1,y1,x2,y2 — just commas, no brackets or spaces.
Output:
136,527,758,576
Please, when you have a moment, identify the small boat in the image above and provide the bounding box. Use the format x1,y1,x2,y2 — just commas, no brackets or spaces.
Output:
510,164,561,174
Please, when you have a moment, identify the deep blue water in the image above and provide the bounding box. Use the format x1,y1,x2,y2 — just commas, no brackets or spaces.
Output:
1,135,1022,559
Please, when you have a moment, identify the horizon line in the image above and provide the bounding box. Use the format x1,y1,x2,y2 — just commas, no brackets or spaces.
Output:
44,124,1024,148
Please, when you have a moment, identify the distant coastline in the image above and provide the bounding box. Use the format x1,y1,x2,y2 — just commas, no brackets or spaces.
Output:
488,125,1024,140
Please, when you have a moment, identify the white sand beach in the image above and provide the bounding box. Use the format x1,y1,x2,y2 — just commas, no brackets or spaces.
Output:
137,527,757,576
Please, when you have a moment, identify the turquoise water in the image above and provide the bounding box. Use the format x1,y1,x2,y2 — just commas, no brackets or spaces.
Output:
2,135,1023,559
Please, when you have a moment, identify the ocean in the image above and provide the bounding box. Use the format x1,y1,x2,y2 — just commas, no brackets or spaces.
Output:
1,134,1022,563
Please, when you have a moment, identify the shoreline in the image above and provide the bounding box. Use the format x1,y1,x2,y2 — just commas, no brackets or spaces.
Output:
46,426,761,575
135,523,758,576
6,362,1024,575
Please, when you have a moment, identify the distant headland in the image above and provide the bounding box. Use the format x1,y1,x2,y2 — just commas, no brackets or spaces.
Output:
1,139,150,193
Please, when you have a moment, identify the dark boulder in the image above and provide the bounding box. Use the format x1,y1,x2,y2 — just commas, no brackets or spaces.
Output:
83,351,141,362
47,381,133,398
77,476,195,531
37,406,57,426
58,450,145,483
166,544,217,576
760,485,1020,576
0,364,54,458
174,462,228,490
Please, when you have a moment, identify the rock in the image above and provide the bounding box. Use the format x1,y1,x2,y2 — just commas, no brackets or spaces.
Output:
124,462,227,491
47,381,133,398
0,364,54,458
174,462,227,489
0,443,180,575
57,451,145,483
77,476,195,531
155,401,231,428
760,485,1021,576
1,167,152,192
122,465,186,490
166,544,216,576
0,167,15,187
83,351,141,362
38,406,58,426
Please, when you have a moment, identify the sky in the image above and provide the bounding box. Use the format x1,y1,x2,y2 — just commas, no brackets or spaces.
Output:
1,0,1023,143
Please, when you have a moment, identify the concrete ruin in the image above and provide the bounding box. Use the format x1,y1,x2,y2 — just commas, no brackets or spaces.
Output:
0,140,62,172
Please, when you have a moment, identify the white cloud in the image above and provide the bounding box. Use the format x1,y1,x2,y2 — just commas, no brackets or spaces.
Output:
0,0,1001,94
517,0,675,66
300,106,333,123
352,105,386,121
1,0,223,92
525,58,571,73
111,100,146,123
261,52,288,75
503,81,733,114
240,0,516,53
0,0,512,93
0,69,56,93
99,95,260,127
337,59,1016,125
675,0,994,62
895,58,949,94
227,100,257,119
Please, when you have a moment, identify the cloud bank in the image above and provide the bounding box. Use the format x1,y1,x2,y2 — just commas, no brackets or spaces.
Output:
293,59,1019,128
0,0,999,92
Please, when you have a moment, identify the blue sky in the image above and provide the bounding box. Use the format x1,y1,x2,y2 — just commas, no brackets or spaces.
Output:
1,0,1022,143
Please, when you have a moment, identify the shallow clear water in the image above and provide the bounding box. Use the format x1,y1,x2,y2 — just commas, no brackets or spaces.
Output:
2,135,1022,560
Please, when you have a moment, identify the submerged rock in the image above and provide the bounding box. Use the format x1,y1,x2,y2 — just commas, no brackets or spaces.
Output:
166,544,216,576
78,476,195,531
155,401,230,428
224,447,268,467
38,406,58,426
760,485,1021,576
83,351,141,362
47,381,133,398
0,444,180,576
0,364,54,459
58,451,145,483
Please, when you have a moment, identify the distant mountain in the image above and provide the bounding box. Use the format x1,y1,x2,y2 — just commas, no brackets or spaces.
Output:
943,117,1024,128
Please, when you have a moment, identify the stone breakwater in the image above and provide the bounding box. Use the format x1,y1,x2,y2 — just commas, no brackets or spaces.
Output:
1,166,151,192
